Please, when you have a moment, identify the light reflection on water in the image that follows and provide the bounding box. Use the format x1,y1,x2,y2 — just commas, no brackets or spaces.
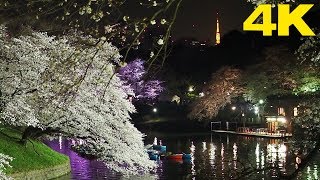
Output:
46,139,121,180
45,133,320,179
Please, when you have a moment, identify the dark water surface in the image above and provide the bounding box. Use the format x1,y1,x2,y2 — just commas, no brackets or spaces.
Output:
46,133,320,180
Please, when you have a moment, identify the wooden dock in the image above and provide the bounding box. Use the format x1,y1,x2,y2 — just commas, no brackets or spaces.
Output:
211,130,292,138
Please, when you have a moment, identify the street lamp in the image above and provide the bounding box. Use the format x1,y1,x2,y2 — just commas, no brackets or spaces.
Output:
153,108,157,113
254,106,259,114
259,99,264,104
188,85,194,92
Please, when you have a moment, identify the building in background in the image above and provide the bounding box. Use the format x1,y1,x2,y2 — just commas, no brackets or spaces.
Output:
215,12,221,45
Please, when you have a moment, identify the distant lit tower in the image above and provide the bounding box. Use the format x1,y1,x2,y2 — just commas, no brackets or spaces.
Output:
215,12,221,45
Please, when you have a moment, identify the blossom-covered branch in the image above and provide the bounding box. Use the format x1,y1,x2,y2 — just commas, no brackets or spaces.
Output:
118,59,164,102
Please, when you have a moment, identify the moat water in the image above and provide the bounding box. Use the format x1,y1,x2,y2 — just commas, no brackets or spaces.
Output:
46,133,320,179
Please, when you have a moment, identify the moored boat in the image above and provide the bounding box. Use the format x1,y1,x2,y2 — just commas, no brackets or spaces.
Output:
153,145,167,153
166,154,183,160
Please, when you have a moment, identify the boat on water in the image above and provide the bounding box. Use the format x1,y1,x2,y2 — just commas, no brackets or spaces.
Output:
167,153,191,160
146,139,191,162
166,154,183,160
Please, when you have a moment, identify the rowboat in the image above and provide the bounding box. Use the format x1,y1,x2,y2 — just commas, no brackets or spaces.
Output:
152,145,167,153
166,154,183,160
166,153,192,160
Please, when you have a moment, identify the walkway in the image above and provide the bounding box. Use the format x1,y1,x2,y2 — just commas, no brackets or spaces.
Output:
211,130,292,138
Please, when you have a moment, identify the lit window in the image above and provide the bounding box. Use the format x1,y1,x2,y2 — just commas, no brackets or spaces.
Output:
278,107,285,116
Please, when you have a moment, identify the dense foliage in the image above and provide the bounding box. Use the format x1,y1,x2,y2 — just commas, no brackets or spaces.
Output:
297,32,320,66
243,46,298,102
293,98,320,140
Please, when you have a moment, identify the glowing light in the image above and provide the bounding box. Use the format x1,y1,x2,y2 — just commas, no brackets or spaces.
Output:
221,143,224,157
209,143,216,164
266,116,286,123
233,143,237,160
278,144,287,153
215,13,221,45
267,143,287,170
59,136,62,150
314,165,318,179
190,141,196,176
231,106,236,111
188,86,195,92
233,143,238,169
153,108,157,113
255,143,260,168
294,107,298,116
157,39,164,45
153,137,157,145
202,142,207,152
259,99,264,104
199,92,205,97
190,141,195,152
278,117,286,123
221,143,225,171
261,151,265,169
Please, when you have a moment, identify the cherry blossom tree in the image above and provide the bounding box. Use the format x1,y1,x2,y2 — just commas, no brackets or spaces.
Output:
188,67,243,120
0,26,155,174
118,59,164,102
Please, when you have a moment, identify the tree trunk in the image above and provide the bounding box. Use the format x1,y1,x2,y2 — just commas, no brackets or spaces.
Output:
20,126,39,145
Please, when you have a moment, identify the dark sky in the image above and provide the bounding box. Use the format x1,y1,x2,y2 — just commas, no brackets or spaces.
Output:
172,0,254,42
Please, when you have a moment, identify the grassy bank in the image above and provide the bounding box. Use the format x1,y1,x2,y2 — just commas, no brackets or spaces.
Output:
0,127,69,174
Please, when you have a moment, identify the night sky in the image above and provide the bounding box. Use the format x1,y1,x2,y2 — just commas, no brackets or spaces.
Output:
172,0,254,42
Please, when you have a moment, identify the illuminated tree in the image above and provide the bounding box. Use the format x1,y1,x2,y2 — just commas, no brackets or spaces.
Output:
0,0,183,176
189,67,243,120
118,59,164,102
243,46,299,102
0,26,155,174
